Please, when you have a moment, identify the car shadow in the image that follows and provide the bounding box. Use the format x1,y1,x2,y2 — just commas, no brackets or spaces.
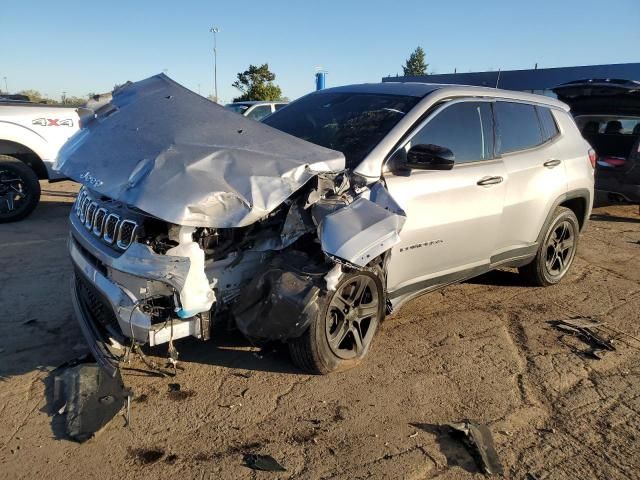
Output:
590,213,640,224
410,423,479,474
145,323,304,376
465,269,528,288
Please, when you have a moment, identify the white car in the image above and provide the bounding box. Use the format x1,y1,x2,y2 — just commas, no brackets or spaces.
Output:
225,100,288,121
0,97,85,221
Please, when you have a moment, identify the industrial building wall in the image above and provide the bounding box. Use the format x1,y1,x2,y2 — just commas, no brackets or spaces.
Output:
382,62,640,96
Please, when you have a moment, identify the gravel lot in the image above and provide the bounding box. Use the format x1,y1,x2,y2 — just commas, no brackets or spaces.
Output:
1,181,638,479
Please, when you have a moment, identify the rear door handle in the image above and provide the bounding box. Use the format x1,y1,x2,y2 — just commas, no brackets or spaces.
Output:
544,159,562,168
477,176,503,186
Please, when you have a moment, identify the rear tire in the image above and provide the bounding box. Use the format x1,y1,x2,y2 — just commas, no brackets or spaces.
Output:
0,155,41,223
519,206,579,286
288,269,384,374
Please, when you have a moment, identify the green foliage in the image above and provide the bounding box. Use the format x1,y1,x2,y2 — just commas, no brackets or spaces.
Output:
232,63,283,102
17,89,86,106
402,46,428,76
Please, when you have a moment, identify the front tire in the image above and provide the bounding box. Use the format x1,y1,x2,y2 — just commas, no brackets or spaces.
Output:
519,206,579,286
0,155,41,223
288,269,384,374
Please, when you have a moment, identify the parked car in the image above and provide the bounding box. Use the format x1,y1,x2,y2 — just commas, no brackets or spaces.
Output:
553,79,640,204
224,100,288,121
0,98,86,221
59,75,593,375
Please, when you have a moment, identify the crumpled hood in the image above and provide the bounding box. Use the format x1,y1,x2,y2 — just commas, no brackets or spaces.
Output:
55,74,345,228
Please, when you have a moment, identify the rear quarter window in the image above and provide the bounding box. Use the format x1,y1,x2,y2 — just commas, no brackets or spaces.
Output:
495,102,544,154
537,107,560,142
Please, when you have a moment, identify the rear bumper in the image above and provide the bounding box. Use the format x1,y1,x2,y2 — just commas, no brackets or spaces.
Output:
596,179,640,203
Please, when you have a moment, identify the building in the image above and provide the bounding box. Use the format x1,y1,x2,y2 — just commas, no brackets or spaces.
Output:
382,62,640,97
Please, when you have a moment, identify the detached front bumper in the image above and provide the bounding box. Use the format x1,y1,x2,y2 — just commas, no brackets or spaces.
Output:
68,215,206,372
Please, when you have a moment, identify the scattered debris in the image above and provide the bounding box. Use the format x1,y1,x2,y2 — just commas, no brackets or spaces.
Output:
243,454,286,472
53,363,131,442
22,318,38,325
548,319,616,359
168,383,181,392
409,431,419,438
446,420,504,475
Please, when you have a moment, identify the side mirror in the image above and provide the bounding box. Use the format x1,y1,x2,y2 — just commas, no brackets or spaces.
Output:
406,144,455,170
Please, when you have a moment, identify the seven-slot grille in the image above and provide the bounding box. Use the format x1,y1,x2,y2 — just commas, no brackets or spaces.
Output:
74,188,138,250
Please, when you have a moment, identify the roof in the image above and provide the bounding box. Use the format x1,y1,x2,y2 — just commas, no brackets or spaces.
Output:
313,82,568,110
315,82,443,97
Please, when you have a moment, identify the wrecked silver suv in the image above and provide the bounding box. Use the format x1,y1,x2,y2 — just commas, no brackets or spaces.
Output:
59,75,593,375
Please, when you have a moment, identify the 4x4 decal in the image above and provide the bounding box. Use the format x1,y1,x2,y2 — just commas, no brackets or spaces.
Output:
32,118,74,127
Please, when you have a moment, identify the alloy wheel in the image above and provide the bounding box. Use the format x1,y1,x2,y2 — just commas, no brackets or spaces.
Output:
0,169,29,215
544,220,575,277
325,274,380,360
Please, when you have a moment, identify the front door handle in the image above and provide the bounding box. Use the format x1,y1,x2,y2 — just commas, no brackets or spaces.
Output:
477,176,503,186
544,159,562,168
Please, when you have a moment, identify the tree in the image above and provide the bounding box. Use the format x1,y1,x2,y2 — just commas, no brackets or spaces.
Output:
232,63,283,102
402,47,428,76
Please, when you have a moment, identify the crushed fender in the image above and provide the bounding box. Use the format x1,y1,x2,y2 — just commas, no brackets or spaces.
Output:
319,196,405,267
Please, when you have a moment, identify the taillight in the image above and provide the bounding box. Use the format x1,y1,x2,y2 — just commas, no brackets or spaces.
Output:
588,148,597,169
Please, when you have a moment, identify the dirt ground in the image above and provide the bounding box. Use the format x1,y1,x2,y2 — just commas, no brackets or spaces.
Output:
0,181,638,480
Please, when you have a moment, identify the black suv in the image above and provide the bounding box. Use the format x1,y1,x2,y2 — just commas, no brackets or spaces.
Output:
554,79,640,204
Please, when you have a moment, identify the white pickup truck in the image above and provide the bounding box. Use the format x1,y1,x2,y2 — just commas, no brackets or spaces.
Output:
0,97,84,222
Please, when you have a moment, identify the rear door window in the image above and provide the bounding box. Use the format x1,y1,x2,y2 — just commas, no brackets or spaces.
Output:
537,107,559,142
495,102,544,154
409,101,494,163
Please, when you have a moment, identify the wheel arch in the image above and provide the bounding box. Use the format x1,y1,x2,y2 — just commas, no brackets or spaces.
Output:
536,189,591,245
0,140,48,179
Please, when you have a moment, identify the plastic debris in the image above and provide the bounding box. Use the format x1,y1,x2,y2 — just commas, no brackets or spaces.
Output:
53,363,130,442
446,420,504,476
243,454,286,472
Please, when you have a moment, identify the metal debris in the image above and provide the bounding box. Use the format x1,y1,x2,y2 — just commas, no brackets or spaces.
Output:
446,420,504,476
548,319,616,358
243,453,286,472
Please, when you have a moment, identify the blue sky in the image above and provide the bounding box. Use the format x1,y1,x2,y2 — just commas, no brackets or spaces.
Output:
2,0,638,103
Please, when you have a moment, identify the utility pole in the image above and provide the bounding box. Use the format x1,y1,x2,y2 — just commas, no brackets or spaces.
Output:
209,26,220,102
2,77,7,94
62,91,66,104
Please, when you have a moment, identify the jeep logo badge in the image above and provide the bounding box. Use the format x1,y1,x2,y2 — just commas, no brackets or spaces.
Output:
80,171,104,188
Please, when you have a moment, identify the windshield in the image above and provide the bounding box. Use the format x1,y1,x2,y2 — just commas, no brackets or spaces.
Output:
263,92,420,168
225,103,250,114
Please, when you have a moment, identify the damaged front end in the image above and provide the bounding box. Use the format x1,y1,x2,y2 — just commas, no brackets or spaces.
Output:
60,74,406,373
